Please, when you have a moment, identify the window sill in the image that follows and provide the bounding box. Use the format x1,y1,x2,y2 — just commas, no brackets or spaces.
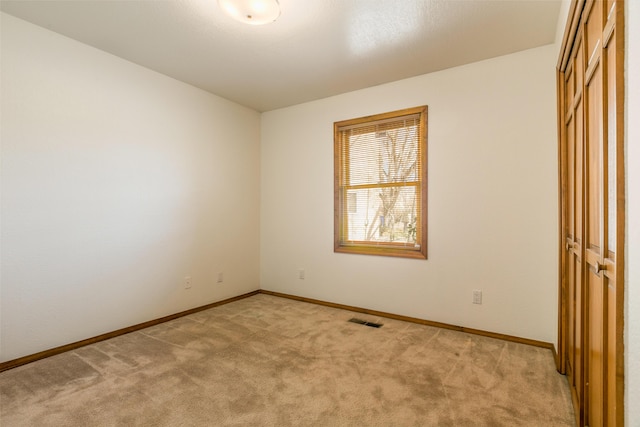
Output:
334,244,427,259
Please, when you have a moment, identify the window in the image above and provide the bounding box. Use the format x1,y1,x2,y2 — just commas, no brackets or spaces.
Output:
334,106,427,259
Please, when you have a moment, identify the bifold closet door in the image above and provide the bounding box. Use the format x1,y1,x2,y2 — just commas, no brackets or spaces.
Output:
559,0,624,425
582,0,620,425
602,1,622,425
562,31,585,418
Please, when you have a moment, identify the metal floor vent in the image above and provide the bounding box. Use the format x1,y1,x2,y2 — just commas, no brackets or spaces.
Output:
348,318,383,328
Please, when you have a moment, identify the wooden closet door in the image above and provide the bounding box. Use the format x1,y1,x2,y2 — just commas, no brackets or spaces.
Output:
583,1,605,424
583,0,620,425
558,1,624,425
563,33,585,422
602,1,623,425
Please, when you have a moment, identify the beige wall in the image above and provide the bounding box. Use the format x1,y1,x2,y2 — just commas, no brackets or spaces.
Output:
260,44,559,344
0,13,261,362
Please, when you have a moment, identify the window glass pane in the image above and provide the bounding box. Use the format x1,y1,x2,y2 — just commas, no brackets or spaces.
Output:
345,186,418,245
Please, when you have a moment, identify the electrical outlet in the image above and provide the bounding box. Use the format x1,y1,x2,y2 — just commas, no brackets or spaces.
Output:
217,272,224,283
184,276,192,289
472,290,482,304
298,269,305,280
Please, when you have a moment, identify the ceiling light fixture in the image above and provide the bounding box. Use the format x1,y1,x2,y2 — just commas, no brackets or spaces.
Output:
218,0,281,25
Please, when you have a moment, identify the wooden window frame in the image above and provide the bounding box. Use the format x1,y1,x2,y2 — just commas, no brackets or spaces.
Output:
334,106,428,259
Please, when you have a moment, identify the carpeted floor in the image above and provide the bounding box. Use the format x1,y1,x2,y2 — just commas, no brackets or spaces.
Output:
0,294,575,426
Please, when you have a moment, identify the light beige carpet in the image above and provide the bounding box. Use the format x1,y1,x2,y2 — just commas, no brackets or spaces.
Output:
0,294,575,426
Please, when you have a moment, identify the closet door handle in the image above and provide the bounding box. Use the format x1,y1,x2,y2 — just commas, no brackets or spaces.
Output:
566,242,573,251
595,261,605,274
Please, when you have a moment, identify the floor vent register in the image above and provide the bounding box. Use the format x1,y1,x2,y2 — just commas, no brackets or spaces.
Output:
348,318,383,328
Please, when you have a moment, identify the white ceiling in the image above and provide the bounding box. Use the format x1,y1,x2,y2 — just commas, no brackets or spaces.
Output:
0,0,562,112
